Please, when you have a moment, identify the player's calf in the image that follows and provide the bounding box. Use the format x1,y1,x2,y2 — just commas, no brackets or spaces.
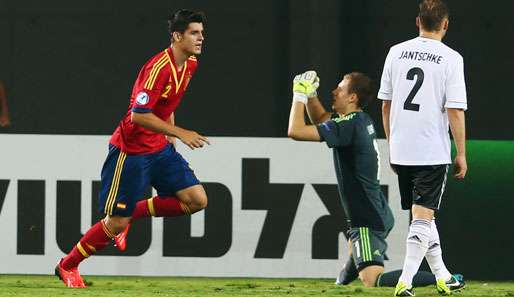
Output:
114,189,207,252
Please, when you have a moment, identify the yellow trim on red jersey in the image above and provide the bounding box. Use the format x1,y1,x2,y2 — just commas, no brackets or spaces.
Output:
76,242,90,258
165,49,187,94
147,198,156,216
144,54,168,90
104,152,127,215
147,58,168,90
188,55,197,60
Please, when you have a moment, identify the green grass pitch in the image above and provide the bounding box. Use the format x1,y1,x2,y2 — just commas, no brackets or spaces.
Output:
1,275,513,297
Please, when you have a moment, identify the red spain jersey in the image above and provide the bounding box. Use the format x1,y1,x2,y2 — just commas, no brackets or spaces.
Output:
110,47,198,154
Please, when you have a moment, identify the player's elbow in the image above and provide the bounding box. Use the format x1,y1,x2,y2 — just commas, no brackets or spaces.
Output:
131,112,143,125
381,100,391,114
287,127,299,140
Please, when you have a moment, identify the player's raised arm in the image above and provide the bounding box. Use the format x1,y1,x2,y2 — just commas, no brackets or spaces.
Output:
303,74,331,124
288,102,321,141
287,71,321,141
306,96,331,124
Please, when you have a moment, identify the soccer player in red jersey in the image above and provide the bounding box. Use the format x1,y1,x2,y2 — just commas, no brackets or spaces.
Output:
55,10,209,288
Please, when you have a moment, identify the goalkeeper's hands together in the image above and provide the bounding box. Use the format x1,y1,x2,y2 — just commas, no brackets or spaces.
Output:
292,70,320,104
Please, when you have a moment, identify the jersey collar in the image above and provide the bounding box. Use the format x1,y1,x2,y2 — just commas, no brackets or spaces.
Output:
165,47,188,94
416,36,442,43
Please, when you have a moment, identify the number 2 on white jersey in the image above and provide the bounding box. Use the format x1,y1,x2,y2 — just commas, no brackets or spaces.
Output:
404,67,424,111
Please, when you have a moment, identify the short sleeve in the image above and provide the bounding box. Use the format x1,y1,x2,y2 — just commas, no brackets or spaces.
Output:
316,115,356,148
378,48,394,101
444,54,467,110
132,58,170,113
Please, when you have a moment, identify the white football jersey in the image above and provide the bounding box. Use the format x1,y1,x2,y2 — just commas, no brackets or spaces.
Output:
378,37,467,165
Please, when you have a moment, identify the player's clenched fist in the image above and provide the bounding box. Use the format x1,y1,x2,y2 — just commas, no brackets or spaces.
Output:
292,70,320,104
453,155,467,179
177,128,210,150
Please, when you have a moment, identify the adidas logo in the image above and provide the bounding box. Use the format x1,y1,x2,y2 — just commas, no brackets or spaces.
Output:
373,250,381,256
408,235,422,243
429,242,440,249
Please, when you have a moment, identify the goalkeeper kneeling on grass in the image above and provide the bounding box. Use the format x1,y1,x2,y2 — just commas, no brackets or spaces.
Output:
287,70,441,288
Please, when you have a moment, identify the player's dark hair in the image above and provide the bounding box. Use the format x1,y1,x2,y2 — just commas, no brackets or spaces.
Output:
168,9,206,34
418,0,449,32
344,72,375,108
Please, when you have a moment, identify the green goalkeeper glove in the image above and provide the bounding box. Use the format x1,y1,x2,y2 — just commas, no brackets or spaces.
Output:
292,70,320,104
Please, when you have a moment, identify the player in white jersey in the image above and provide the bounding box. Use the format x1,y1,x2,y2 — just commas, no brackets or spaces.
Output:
378,0,467,296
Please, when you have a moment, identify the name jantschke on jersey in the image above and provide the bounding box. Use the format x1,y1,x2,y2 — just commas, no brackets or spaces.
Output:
378,37,467,165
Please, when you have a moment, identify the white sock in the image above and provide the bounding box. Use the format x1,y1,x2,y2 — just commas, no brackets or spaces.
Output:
399,219,431,287
425,219,452,281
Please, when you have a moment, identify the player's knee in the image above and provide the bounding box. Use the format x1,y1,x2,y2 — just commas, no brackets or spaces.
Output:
104,216,130,235
190,194,207,212
411,204,434,220
177,185,208,213
198,194,208,209
358,266,383,288
359,273,378,287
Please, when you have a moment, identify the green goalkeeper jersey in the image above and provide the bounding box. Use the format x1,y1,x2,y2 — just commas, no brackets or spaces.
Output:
316,111,394,231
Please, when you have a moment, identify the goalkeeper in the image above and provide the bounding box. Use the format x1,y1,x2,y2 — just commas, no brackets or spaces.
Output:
287,71,437,287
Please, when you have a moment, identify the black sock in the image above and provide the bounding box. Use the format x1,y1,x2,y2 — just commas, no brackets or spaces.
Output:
412,270,436,286
338,257,359,285
376,270,435,287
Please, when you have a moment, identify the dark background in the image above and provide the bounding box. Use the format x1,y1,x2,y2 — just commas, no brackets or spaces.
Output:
0,0,513,139
1,0,513,281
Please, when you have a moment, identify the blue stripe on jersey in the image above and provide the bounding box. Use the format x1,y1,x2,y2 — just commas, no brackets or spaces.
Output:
132,108,153,113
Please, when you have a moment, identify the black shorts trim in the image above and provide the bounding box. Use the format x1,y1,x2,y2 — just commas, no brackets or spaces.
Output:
357,261,384,272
